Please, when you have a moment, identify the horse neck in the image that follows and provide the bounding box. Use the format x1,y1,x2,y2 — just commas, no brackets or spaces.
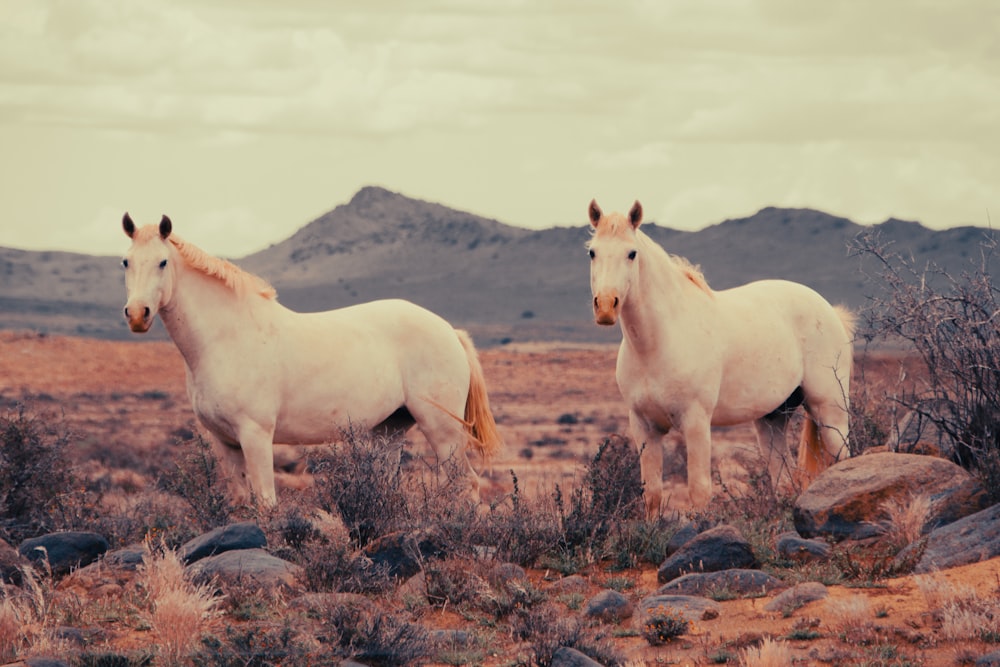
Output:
158,260,260,372
620,238,703,353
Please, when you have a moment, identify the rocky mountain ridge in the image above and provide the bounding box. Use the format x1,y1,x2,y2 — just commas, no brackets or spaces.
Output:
2,186,995,344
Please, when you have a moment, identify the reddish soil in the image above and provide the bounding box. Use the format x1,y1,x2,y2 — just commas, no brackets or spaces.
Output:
1,330,998,665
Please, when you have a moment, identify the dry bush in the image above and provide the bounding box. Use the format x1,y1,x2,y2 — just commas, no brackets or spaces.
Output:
0,565,68,660
307,427,409,547
480,471,561,567
513,602,624,667
739,636,793,667
0,405,86,543
161,434,235,532
854,231,1000,500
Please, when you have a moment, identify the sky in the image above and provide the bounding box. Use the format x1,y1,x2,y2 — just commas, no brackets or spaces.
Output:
1,1,998,258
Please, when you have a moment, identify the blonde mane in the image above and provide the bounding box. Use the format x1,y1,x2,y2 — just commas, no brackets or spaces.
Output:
169,234,276,300
635,229,713,297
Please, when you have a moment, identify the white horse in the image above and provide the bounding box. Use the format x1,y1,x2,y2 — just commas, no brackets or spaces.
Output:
587,200,854,514
120,213,502,505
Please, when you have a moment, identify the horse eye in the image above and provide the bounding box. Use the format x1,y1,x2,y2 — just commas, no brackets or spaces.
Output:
121,259,128,269
588,249,595,260
628,250,637,260
159,259,168,269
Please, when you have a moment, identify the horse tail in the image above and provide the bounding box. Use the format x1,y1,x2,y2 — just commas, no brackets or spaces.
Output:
799,303,856,480
797,417,825,481
455,329,503,461
834,305,857,341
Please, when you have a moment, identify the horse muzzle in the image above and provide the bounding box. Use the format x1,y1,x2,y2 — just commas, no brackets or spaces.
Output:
125,304,153,333
593,294,619,326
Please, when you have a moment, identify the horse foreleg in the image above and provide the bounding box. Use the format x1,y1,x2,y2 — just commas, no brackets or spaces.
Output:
236,421,278,506
629,411,664,519
681,410,713,508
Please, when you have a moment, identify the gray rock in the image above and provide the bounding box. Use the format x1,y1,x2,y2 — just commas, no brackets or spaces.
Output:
637,594,721,625
550,646,604,667
180,522,267,564
665,522,699,555
657,569,785,598
657,525,756,584
582,589,633,623
776,531,832,563
763,582,829,613
487,562,528,587
793,452,988,541
899,502,1000,573
976,650,1000,667
362,528,447,580
187,548,303,591
18,531,109,576
102,545,146,570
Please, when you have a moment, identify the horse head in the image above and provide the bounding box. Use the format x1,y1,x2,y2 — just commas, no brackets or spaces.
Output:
587,199,642,326
121,213,174,333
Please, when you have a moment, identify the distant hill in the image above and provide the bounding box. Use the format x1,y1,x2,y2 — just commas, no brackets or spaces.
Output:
2,186,996,345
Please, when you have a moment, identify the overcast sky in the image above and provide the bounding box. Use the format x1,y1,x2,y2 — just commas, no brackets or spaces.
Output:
1,1,998,257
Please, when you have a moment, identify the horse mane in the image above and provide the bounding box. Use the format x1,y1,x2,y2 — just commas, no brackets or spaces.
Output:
169,235,277,300
636,231,713,296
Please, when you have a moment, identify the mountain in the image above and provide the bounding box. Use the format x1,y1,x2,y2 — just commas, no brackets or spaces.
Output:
2,186,996,345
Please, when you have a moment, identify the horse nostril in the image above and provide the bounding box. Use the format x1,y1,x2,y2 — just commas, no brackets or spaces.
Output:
613,297,619,308
143,306,150,318
593,296,599,309
124,307,129,318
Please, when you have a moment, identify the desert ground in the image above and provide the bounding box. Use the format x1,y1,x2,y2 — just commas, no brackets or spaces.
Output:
1,329,999,665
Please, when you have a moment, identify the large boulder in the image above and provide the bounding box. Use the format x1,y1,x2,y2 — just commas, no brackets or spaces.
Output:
657,525,756,584
17,532,109,576
898,502,1000,573
187,548,303,592
793,452,988,541
656,569,785,598
180,522,267,565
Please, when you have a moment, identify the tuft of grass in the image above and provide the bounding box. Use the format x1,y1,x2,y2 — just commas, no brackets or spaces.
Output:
739,636,793,667
139,540,220,664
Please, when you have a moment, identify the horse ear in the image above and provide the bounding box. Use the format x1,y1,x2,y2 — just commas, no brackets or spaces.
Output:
588,200,603,227
628,201,643,229
122,213,135,238
159,215,172,239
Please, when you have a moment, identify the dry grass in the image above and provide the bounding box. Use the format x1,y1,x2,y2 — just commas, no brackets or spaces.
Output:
140,540,220,663
825,595,872,634
879,491,935,549
739,636,794,667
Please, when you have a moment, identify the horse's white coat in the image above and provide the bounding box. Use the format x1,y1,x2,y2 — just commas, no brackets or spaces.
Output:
120,214,501,505
587,201,853,513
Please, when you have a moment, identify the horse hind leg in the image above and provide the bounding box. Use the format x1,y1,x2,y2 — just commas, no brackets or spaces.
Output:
408,400,481,502
752,413,794,491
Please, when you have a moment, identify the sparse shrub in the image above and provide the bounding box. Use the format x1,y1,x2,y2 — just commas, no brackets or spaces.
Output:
424,557,489,608
514,603,624,667
825,594,872,639
550,436,644,569
308,428,408,547
481,471,561,567
194,624,327,666
854,231,1000,500
639,604,690,646
319,601,432,666
161,434,234,532
0,405,85,543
